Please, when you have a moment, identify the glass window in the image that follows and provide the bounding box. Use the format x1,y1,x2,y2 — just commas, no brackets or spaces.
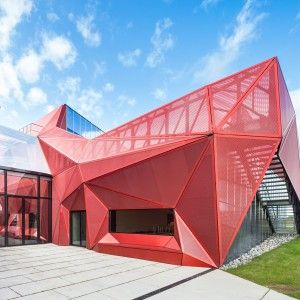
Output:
24,198,38,244
40,176,51,198
7,197,23,246
0,196,5,247
7,172,37,197
0,171,4,194
65,106,103,139
110,209,174,236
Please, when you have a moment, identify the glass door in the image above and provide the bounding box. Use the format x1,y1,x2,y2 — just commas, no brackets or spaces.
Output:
70,211,86,247
24,198,38,244
7,197,38,246
7,197,23,246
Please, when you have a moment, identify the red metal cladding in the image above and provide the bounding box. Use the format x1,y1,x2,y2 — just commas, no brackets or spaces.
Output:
278,65,296,136
217,61,281,137
83,185,108,248
88,138,209,208
175,137,219,266
279,117,300,199
79,136,203,182
102,86,211,138
34,57,299,267
210,57,273,128
214,135,280,263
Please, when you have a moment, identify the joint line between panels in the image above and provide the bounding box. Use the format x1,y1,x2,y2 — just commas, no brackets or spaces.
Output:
216,58,275,130
174,139,211,207
86,183,166,208
133,269,214,300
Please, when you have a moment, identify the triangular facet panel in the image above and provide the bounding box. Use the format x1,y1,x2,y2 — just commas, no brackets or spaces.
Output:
102,87,211,139
39,140,76,176
86,184,164,209
39,127,86,162
214,135,280,263
88,138,209,207
279,117,300,199
210,58,272,128
79,136,205,182
84,185,108,248
176,213,216,267
218,62,280,136
278,64,296,136
176,138,219,265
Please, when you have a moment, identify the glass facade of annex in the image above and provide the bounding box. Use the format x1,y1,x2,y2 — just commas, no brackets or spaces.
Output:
66,106,103,139
225,196,273,262
0,168,52,247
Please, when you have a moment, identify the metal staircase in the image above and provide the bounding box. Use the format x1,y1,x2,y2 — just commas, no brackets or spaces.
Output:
257,154,299,234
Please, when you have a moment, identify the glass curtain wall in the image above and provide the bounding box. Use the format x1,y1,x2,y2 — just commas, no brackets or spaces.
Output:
66,106,103,139
0,168,52,247
225,196,273,262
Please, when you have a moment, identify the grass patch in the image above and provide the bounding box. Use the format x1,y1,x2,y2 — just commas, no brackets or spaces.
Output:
227,236,300,299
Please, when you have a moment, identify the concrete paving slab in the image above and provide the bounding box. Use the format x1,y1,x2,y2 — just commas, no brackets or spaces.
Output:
10,277,71,296
150,270,269,300
0,287,21,300
263,290,296,300
0,275,32,289
0,244,294,300
17,290,69,300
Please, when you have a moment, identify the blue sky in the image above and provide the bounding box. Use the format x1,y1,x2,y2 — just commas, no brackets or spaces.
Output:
0,0,300,131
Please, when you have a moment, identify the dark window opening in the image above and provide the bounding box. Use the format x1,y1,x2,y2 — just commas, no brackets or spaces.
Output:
29,213,37,228
109,209,174,236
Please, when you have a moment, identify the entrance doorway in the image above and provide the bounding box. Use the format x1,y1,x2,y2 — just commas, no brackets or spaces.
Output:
7,197,38,246
70,211,86,247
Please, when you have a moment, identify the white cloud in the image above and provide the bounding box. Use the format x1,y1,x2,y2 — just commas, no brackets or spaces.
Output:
77,89,103,118
45,104,55,113
153,88,167,101
58,76,80,99
0,56,23,104
118,95,136,107
68,13,74,22
103,82,115,92
42,34,77,70
118,49,141,67
47,12,59,22
194,0,266,83
0,106,23,129
0,0,33,54
76,15,101,47
16,50,43,83
126,21,133,29
58,77,103,122
94,61,106,78
146,18,174,68
201,0,220,9
26,87,47,106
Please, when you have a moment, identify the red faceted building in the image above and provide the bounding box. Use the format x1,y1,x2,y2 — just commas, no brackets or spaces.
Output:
1,57,299,267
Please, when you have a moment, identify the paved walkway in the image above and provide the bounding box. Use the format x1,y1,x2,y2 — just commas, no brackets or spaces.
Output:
0,244,294,299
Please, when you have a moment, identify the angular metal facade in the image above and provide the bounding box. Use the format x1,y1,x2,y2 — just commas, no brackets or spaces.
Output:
28,57,299,267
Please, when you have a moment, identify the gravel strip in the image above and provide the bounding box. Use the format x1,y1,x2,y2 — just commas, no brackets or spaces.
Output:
221,233,298,270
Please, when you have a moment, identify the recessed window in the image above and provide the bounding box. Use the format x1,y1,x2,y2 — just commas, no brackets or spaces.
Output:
109,209,174,236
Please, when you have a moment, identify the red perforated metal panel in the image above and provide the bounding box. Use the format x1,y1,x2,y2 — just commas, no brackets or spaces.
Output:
218,62,281,137
278,65,296,136
32,57,299,267
214,135,280,263
279,117,300,199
